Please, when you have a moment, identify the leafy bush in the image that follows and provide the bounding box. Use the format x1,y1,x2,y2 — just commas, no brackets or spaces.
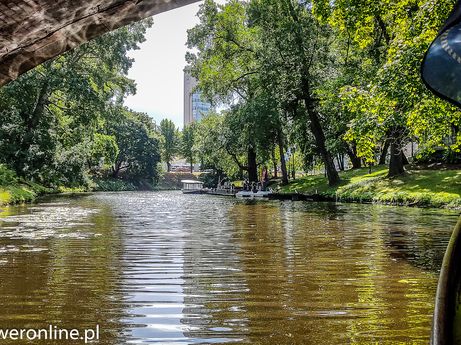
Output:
199,171,220,188
0,164,18,186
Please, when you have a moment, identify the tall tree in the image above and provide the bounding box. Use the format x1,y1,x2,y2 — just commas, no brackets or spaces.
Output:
314,0,460,176
248,0,340,185
107,107,160,181
159,119,179,172
194,112,240,179
181,123,197,173
187,0,339,184
186,0,266,182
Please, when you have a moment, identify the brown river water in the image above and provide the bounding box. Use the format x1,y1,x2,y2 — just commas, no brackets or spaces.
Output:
0,191,458,344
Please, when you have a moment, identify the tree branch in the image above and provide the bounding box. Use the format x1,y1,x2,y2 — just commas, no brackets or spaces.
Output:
225,145,248,171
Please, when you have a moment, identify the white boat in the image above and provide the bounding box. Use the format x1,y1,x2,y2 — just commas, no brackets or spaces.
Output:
181,180,204,194
235,190,272,199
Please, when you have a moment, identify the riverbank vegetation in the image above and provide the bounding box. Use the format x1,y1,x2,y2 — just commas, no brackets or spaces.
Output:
0,0,460,207
279,166,461,209
156,172,199,190
0,19,164,199
176,0,461,204
0,165,52,205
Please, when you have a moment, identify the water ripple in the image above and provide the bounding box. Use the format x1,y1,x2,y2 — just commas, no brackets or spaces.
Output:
0,191,457,344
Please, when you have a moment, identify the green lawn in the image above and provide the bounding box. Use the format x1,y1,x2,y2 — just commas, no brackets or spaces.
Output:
279,166,461,209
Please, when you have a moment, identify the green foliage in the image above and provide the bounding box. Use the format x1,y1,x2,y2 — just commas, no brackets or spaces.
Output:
194,112,240,178
0,186,37,205
90,134,120,170
315,0,461,173
107,108,160,181
0,19,160,191
0,165,18,186
180,123,197,171
186,0,259,104
186,0,273,182
199,170,220,188
0,165,52,205
159,119,179,172
187,0,344,185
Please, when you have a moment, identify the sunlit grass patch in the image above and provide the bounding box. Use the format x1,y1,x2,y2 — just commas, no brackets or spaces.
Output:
0,190,11,204
280,166,461,209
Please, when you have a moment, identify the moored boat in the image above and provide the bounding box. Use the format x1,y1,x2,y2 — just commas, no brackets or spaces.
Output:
181,180,204,194
235,190,272,199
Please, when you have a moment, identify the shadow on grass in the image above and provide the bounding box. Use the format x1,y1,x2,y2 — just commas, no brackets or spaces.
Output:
280,166,461,209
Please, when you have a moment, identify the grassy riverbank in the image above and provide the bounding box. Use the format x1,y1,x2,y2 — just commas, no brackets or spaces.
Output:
0,165,50,205
0,169,195,206
279,166,461,209
0,181,52,205
0,178,145,206
0,163,159,206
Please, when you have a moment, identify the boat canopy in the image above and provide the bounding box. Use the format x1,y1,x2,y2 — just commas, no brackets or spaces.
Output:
181,180,203,190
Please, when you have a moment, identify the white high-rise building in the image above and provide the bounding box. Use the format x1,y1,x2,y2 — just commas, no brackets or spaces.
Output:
183,69,211,126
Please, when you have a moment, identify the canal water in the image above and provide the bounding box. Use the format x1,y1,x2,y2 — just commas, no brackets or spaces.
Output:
0,191,458,344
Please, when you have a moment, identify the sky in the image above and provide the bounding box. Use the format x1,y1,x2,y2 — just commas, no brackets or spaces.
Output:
124,2,204,128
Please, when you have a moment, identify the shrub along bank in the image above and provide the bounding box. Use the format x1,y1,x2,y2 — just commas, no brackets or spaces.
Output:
0,165,52,205
0,164,160,206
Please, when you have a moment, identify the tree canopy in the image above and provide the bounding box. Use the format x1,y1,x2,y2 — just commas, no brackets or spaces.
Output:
184,0,461,185
0,18,162,189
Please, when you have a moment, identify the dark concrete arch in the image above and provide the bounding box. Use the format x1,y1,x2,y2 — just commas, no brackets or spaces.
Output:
0,0,199,86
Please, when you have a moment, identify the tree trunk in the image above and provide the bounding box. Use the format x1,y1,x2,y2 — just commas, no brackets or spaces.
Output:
379,138,391,165
15,81,50,176
337,154,345,171
271,147,278,178
277,129,289,185
247,147,258,183
346,143,362,169
388,140,405,177
401,151,409,165
167,162,171,172
284,1,339,185
190,161,193,173
303,95,340,186
112,161,122,178
28,81,50,130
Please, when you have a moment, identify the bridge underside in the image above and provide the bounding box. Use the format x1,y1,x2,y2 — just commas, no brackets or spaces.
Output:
0,0,198,86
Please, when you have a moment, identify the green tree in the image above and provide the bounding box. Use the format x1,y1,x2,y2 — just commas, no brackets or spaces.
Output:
107,107,160,181
181,123,197,173
0,19,154,187
194,113,235,178
313,0,460,176
248,0,341,185
187,0,340,185
89,134,120,173
186,0,268,183
159,119,179,172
